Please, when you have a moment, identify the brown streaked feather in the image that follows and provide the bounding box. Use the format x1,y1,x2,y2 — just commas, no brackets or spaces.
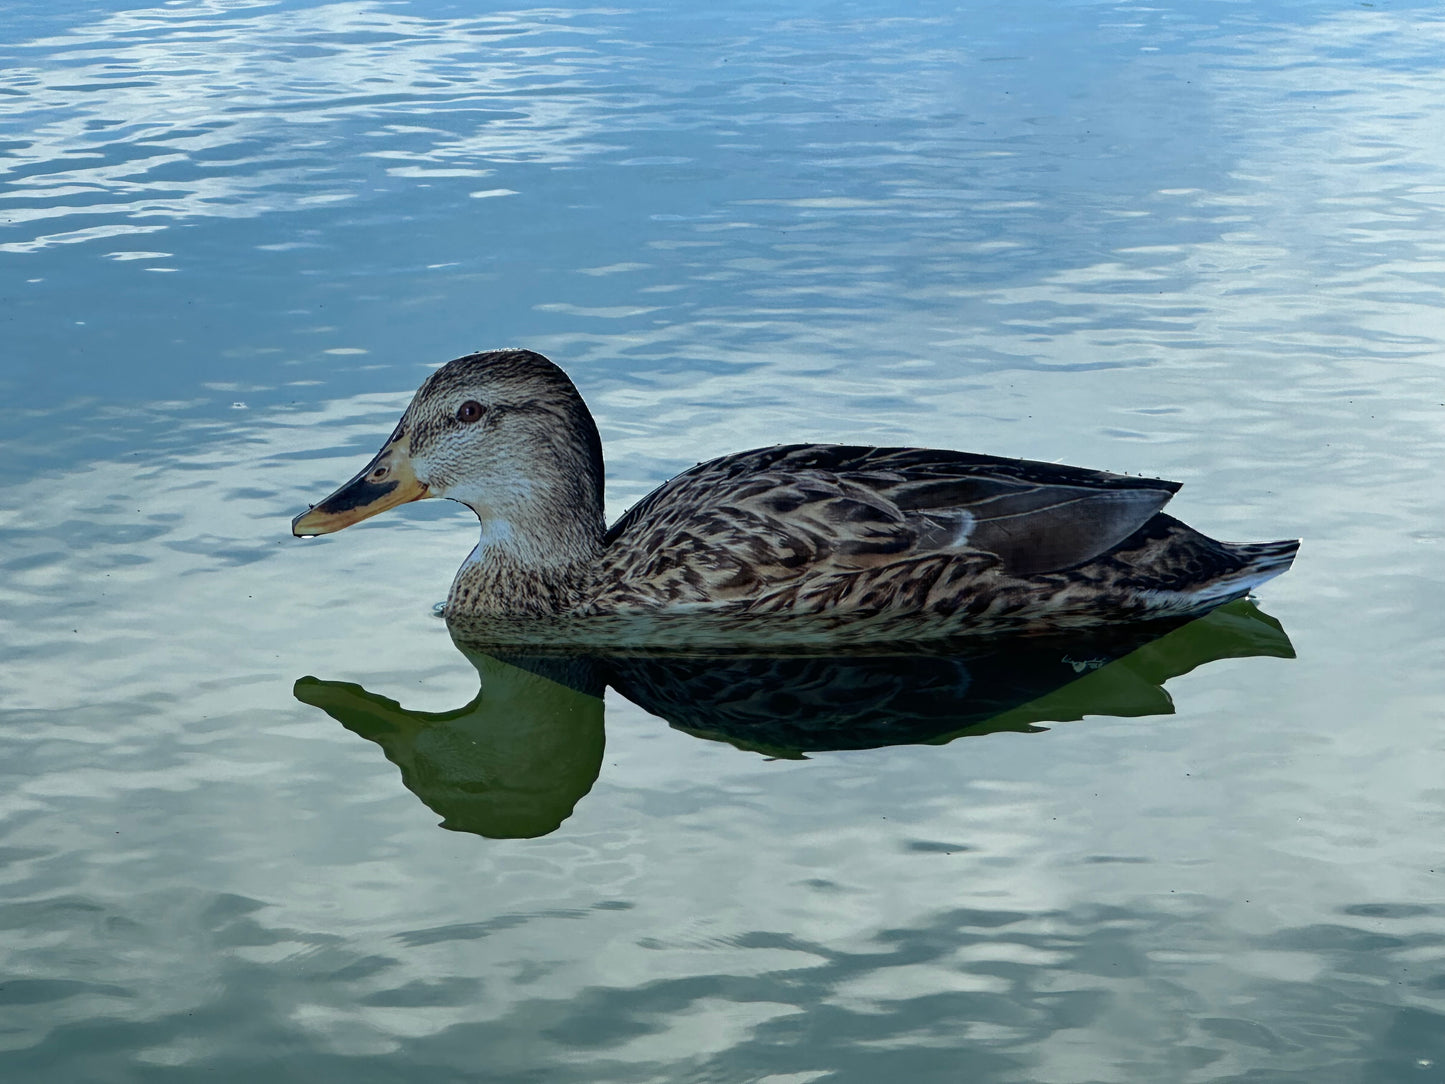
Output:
588,444,1183,614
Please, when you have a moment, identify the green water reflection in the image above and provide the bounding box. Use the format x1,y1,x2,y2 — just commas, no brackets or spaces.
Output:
297,601,1291,839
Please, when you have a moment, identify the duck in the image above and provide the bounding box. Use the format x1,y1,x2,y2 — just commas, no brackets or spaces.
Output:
292,349,1297,637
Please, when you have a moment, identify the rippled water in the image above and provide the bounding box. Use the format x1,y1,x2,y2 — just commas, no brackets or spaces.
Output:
3,1,1445,1080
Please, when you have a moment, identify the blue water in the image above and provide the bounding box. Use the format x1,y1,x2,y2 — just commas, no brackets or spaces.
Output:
3,1,1445,1080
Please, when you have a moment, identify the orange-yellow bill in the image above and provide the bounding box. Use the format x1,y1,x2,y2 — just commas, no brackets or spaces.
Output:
292,435,430,537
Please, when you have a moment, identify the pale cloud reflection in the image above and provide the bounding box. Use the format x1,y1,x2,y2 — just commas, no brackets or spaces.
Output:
0,1,620,249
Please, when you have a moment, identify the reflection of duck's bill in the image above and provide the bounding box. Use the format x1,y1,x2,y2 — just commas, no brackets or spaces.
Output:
292,435,430,536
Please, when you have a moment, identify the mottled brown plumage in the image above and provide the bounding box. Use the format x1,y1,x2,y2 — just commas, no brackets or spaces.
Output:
293,349,1298,641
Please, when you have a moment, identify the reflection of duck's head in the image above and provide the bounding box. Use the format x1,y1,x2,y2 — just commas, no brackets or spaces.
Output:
292,350,605,614
294,653,605,839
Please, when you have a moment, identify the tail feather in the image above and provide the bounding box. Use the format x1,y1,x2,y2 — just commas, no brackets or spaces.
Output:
1231,538,1300,591
1191,538,1299,608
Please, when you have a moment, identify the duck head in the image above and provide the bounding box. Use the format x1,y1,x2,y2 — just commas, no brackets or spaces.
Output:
293,350,607,610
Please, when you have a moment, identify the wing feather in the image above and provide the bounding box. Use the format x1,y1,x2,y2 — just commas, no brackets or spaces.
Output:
597,444,1181,608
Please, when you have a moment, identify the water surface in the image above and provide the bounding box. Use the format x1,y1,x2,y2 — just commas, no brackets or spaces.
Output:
3,1,1445,1080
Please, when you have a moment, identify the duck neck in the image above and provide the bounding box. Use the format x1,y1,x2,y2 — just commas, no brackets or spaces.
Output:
446,508,605,617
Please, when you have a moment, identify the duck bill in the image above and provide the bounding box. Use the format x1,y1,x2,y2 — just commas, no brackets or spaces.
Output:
292,436,430,537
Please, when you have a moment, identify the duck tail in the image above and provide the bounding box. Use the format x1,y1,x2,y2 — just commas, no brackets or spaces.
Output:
1235,537,1300,588
1200,537,1300,606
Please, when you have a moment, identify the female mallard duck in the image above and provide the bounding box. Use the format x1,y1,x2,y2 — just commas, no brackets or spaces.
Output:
292,349,1296,636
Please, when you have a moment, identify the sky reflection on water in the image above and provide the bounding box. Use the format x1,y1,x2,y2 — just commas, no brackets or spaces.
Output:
2,0,1445,1080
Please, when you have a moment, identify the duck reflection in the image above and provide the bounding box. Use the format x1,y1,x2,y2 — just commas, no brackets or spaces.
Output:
294,601,1292,839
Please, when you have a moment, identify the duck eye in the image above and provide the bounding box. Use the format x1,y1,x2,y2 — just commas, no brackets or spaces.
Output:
456,400,486,424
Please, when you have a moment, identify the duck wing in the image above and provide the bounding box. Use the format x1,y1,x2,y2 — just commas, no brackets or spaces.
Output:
876,448,1181,575
596,444,1180,608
